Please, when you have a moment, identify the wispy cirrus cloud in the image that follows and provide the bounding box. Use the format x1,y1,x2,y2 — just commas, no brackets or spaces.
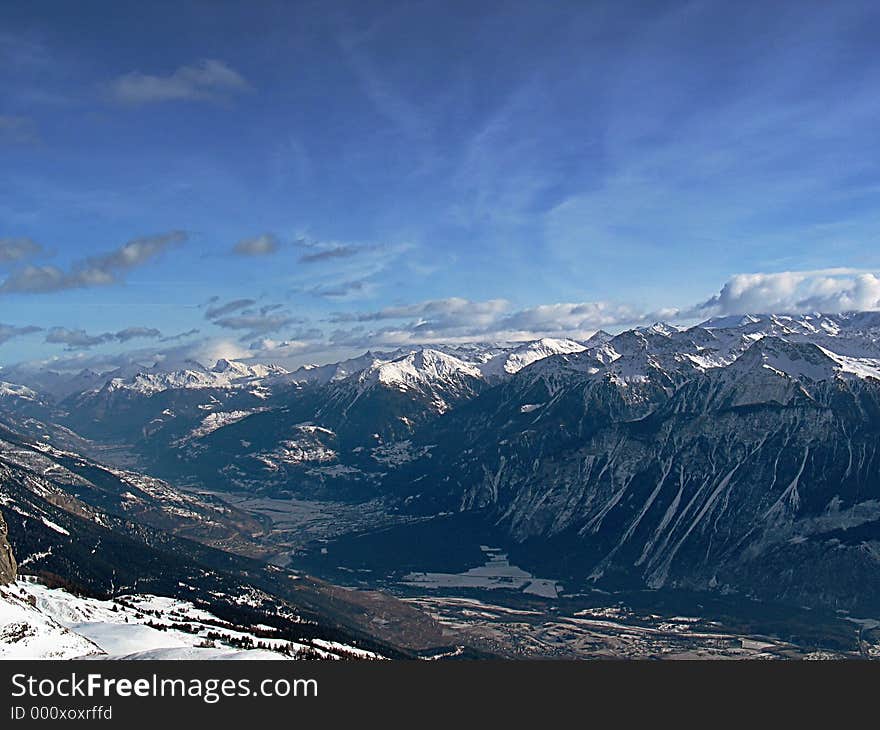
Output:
108,59,250,105
298,243,372,264
290,238,414,306
336,21,434,143
0,231,187,295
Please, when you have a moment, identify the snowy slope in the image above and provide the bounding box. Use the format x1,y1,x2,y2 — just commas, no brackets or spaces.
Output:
100,359,288,396
289,351,390,385
1,579,382,660
479,338,587,380
179,409,267,442
0,583,102,659
359,349,483,393
0,381,37,401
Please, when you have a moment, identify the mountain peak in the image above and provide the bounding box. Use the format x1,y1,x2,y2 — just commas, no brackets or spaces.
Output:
641,322,680,337
585,330,613,346
479,338,587,379
730,336,840,381
211,358,251,376
350,348,484,401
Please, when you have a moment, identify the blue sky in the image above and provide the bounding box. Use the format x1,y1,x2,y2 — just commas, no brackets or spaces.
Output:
2,0,880,370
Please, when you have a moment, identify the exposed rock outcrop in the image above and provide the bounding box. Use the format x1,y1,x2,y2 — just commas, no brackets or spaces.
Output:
0,509,17,585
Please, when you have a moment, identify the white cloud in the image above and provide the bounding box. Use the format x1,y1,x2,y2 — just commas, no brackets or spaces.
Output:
44,326,163,350
203,298,300,341
172,338,251,366
205,298,256,320
0,323,41,346
309,279,369,299
696,268,880,317
159,328,200,343
333,297,509,325
212,313,297,336
109,60,249,105
35,336,253,371
10,268,880,371
298,243,371,264
327,296,640,346
114,326,162,343
0,237,43,263
497,301,642,334
232,234,280,257
320,269,880,351
0,231,187,295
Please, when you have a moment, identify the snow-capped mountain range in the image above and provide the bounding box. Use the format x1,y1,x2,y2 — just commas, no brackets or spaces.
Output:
100,358,288,396
4,310,880,627
4,311,880,468
8,311,880,406
0,336,617,403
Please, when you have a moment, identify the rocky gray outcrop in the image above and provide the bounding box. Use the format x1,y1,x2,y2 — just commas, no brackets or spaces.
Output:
0,509,16,585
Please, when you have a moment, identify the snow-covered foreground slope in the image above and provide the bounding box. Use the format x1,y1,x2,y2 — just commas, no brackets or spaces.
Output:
0,579,382,660
0,583,100,659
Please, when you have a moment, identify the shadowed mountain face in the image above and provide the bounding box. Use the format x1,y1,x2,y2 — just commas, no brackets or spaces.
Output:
375,323,880,612
3,312,880,616
397,373,880,611
0,422,451,657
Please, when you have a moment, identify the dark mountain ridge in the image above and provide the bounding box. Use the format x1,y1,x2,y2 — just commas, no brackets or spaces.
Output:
3,311,880,617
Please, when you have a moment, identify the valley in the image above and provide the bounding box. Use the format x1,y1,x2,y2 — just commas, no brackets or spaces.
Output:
4,312,880,658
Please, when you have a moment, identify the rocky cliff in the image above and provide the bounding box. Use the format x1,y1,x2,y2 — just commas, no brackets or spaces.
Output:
0,509,16,585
